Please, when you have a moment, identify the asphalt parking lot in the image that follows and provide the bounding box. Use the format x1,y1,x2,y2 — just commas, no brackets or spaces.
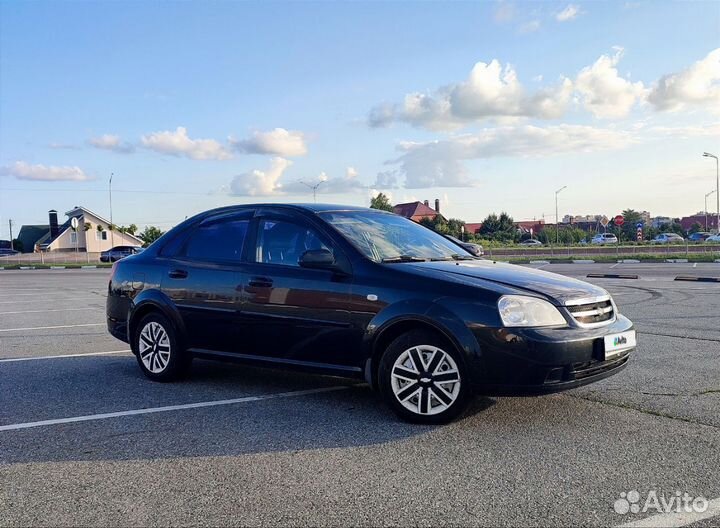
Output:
1,263,719,527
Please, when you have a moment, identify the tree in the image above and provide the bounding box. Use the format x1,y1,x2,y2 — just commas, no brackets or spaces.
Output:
618,209,643,241
138,226,165,247
446,218,466,239
479,212,516,242
370,193,394,212
688,222,703,234
117,224,138,235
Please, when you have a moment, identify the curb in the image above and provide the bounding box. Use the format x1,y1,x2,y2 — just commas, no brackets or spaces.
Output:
617,259,640,263
572,259,595,264
50,266,66,270
674,276,720,283
81,265,98,269
529,260,550,265
666,259,689,263
587,273,639,279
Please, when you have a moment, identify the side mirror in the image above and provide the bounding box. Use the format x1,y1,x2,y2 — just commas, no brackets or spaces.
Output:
299,248,336,270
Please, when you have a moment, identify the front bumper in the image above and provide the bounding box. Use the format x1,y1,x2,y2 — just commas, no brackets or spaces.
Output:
469,314,635,396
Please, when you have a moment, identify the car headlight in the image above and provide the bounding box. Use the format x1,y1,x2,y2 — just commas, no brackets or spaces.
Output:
497,295,567,327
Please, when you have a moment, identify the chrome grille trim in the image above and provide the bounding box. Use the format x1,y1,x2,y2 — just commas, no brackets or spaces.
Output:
563,295,616,327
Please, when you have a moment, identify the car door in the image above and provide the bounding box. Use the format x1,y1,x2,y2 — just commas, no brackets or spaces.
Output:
160,212,252,353
239,211,357,368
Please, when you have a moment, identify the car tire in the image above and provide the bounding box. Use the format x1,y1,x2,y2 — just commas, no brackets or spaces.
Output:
133,312,191,382
378,329,471,424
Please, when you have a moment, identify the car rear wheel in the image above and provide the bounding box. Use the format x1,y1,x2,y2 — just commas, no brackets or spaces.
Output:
134,312,191,381
378,329,471,424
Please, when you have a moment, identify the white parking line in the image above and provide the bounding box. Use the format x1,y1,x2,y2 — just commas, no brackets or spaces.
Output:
0,349,131,363
0,292,100,297
0,307,96,315
618,497,720,527
0,297,99,304
0,386,349,432
0,323,104,333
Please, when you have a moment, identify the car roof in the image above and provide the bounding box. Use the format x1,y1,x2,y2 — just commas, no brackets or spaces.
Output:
193,203,387,218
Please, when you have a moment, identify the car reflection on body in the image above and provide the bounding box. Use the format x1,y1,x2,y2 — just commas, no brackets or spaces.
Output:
100,245,144,262
107,204,635,423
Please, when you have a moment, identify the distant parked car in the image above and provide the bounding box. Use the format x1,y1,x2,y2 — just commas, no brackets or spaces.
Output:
519,239,543,246
100,245,144,262
706,234,720,243
444,235,483,257
591,233,618,245
0,248,19,258
688,232,711,242
650,233,684,244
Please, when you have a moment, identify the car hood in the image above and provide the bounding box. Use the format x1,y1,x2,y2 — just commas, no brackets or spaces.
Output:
400,259,608,305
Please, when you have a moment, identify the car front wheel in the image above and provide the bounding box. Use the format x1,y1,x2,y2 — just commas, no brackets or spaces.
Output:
133,312,191,381
379,330,471,424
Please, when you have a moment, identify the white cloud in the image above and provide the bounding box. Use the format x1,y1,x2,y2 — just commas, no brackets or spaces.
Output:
648,48,720,114
369,59,573,130
141,126,231,160
48,142,79,150
230,157,293,196
575,48,646,118
556,4,581,22
88,134,135,154
493,2,515,23
378,125,632,189
231,128,308,157
645,123,720,138
283,167,366,194
517,20,541,34
0,161,92,181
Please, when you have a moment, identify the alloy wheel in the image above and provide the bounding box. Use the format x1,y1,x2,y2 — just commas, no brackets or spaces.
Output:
138,321,171,373
390,345,461,416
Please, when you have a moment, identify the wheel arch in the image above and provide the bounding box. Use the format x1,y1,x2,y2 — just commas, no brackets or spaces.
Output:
364,302,481,389
128,290,187,353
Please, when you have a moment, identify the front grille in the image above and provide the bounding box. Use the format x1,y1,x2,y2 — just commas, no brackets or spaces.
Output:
565,297,614,326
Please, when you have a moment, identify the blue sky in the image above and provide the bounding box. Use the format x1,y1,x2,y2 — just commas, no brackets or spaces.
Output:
1,0,718,239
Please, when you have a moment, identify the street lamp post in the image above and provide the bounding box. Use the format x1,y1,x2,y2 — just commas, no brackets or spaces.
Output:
109,172,115,249
703,153,719,234
300,180,324,203
555,185,567,245
705,190,716,232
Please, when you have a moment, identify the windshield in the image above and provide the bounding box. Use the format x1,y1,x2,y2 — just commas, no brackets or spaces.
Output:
319,211,474,262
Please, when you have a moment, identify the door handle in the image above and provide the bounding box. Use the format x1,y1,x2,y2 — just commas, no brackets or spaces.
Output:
248,276,273,288
168,269,188,279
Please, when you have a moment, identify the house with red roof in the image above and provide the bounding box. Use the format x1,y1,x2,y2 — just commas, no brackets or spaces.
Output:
393,199,445,223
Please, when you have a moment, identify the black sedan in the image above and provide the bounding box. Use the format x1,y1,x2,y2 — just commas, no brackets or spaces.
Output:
107,204,635,423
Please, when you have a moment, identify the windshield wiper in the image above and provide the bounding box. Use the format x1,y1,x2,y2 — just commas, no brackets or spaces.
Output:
430,254,475,261
381,255,427,263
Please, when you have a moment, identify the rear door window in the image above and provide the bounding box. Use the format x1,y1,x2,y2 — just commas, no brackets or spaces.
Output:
183,218,250,262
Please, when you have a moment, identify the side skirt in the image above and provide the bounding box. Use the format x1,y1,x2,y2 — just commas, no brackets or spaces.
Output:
188,348,365,379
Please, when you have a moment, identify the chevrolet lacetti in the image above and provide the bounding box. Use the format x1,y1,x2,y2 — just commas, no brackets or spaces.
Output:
106,204,636,423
